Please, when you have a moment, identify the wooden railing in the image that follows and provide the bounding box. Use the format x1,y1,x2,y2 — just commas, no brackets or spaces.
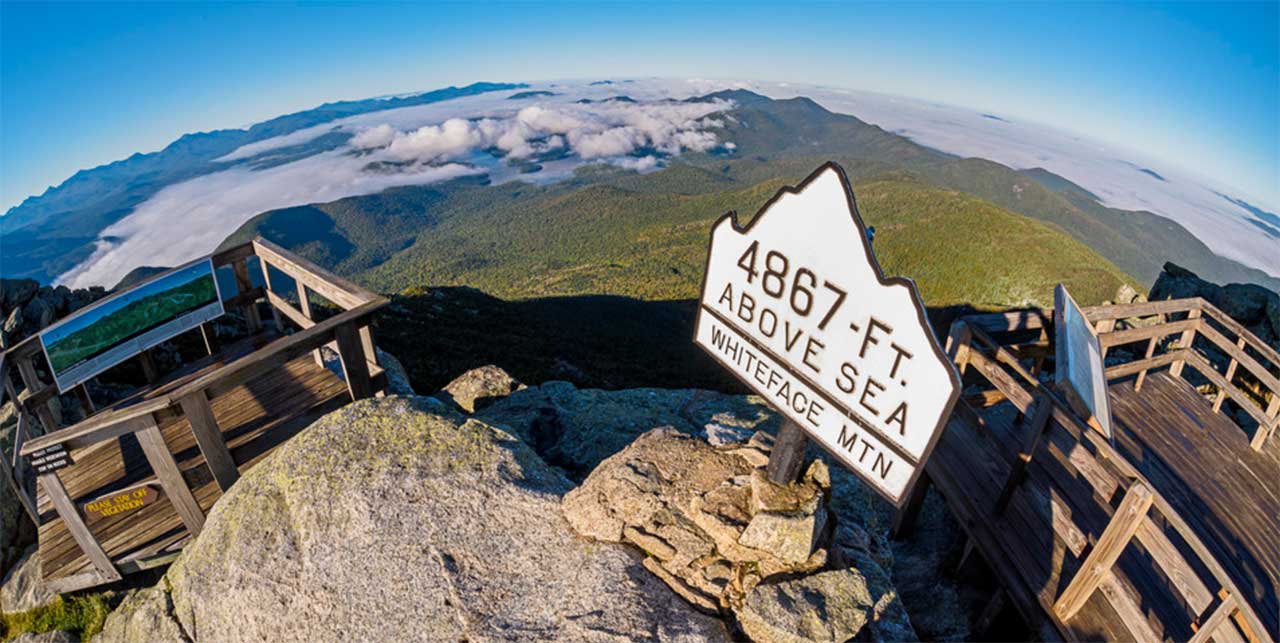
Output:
0,238,388,592
961,297,1280,450
946,299,1273,642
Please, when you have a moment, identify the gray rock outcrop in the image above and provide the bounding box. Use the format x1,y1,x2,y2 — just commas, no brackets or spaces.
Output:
94,396,729,642
563,428,832,610
1,545,56,614
1151,262,1280,347
563,427,915,642
435,364,526,413
477,383,778,479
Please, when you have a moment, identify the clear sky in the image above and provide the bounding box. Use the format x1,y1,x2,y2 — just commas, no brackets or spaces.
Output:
1,1,1277,212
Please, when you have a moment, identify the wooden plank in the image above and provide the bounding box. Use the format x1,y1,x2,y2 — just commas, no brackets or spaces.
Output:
1104,350,1182,381
138,349,159,384
1185,352,1272,429
1100,318,1197,349
1169,309,1203,378
21,397,172,455
178,391,239,492
1054,481,1154,621
1199,299,1280,369
73,385,95,415
963,309,1051,334
0,438,38,524
1135,313,1165,392
168,301,381,401
199,322,217,356
209,241,255,268
39,472,121,580
1098,571,1161,643
131,415,205,537
266,289,314,330
1134,517,1214,617
253,238,374,310
1189,594,1239,643
14,355,60,433
1198,322,1280,394
231,258,262,334
1084,298,1201,323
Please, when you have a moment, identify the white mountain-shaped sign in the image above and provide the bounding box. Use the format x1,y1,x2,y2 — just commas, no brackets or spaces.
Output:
694,162,960,504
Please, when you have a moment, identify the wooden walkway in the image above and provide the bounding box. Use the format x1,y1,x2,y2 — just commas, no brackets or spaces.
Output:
1109,371,1280,637
1,238,389,594
899,297,1279,642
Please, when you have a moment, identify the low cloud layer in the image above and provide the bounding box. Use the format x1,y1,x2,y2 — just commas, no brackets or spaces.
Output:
60,85,735,288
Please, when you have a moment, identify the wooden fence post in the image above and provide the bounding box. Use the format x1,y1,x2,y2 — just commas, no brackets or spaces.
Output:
257,259,285,334
40,472,121,582
1169,309,1202,379
334,323,374,402
14,355,59,433
232,258,262,334
295,283,324,367
179,391,240,491
1053,481,1153,621
131,415,206,537
890,472,931,540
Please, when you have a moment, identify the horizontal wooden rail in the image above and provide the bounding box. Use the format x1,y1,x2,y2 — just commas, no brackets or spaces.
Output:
253,238,378,310
1083,297,1202,324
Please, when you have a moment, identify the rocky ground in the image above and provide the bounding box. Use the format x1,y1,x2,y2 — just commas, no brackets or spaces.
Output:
79,365,949,642
3,262,1276,641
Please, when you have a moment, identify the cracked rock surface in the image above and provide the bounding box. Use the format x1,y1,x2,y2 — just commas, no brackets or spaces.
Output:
93,396,728,642
563,428,915,642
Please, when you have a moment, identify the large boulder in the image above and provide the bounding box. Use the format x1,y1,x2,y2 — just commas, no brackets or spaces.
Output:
435,365,526,413
95,396,729,642
91,587,185,643
0,279,39,311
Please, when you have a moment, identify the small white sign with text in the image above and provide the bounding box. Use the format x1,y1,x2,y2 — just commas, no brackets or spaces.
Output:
694,163,960,505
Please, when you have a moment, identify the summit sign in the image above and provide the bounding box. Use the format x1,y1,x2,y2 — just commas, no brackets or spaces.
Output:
694,163,960,504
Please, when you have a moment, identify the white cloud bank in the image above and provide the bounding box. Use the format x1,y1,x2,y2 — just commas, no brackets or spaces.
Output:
60,83,735,288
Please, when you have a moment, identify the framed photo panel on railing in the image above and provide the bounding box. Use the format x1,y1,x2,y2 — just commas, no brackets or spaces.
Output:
38,258,225,393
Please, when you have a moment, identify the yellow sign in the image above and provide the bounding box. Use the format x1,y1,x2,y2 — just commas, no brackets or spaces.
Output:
83,486,159,522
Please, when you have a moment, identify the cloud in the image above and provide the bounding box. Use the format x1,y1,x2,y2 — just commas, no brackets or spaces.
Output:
58,155,480,288
350,124,397,149
384,118,484,162
353,99,733,165
58,86,737,288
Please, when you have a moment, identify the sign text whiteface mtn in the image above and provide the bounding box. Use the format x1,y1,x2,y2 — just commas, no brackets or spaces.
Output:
694,162,960,504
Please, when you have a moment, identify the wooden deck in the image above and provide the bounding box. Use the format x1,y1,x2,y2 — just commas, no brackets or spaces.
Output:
2,238,389,594
901,297,1279,643
36,347,350,584
1109,371,1280,638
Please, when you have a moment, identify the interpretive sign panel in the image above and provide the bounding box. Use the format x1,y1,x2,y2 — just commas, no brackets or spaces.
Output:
40,258,224,393
693,162,960,505
1053,284,1113,439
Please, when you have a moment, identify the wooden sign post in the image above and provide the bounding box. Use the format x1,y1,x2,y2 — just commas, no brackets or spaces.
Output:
694,162,961,505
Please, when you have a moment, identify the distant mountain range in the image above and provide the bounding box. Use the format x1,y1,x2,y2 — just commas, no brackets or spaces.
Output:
0,82,525,283
4,80,1276,304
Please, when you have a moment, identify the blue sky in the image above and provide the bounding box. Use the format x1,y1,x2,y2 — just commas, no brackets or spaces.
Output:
1,1,1277,211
